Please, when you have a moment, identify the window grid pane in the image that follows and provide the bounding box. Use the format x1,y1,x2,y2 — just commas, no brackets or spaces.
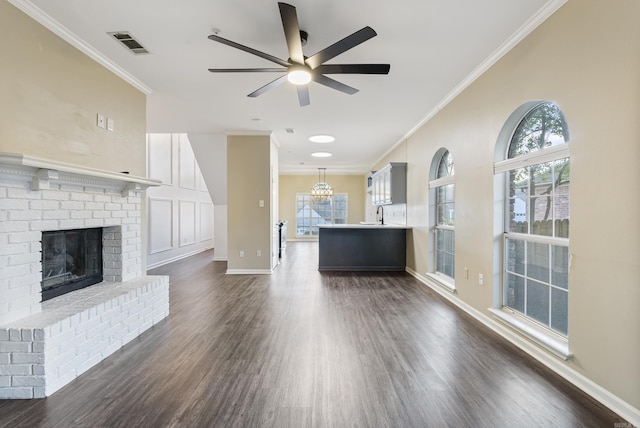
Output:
505,236,569,335
435,228,455,279
508,102,568,159
436,185,455,227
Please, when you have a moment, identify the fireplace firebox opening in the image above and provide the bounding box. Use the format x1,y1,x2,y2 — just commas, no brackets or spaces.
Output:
41,228,103,301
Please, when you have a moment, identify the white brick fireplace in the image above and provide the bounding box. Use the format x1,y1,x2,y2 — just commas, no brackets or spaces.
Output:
0,153,169,398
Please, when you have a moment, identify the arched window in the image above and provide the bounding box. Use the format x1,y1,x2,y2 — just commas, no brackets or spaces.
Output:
429,149,455,282
495,102,570,337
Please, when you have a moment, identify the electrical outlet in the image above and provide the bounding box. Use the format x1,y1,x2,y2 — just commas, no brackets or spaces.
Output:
479,273,484,286
259,200,264,207
257,250,261,257
240,251,245,258
96,113,105,129
464,268,469,279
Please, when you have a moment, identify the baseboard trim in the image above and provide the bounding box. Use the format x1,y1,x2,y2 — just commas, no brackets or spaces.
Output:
225,269,274,275
406,267,640,426
146,247,214,270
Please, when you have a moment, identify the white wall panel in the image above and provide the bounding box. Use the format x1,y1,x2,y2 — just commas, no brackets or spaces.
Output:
147,133,216,269
200,202,214,242
179,200,196,247
149,197,173,254
148,134,172,184
178,134,196,189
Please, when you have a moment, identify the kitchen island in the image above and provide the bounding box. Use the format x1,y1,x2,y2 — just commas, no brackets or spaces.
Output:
318,224,410,271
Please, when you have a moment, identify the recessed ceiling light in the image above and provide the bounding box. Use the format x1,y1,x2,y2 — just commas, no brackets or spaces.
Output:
311,152,332,158
309,135,335,143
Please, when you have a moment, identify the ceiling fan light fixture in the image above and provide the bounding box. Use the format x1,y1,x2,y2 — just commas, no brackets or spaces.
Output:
287,67,312,85
206,2,390,106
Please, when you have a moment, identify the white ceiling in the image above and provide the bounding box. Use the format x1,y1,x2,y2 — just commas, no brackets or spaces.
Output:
12,0,562,174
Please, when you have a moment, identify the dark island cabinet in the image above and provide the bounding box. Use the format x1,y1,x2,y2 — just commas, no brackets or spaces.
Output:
318,225,407,271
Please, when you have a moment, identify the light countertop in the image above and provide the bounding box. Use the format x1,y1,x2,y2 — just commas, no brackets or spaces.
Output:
319,223,411,229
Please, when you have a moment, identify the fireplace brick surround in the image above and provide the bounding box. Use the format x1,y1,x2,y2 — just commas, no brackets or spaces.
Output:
0,154,168,398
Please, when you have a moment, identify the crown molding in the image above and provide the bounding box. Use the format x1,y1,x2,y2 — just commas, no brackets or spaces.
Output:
374,0,568,168
8,0,152,95
278,166,368,175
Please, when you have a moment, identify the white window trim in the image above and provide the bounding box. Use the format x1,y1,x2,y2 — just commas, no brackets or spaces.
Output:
489,307,571,360
428,174,455,188
426,272,456,292
494,142,570,174
504,231,569,247
434,224,455,232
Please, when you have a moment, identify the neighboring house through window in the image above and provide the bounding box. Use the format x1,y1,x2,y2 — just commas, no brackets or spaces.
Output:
296,194,347,237
429,149,455,286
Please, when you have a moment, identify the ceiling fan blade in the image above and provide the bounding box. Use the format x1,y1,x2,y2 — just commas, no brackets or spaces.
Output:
297,85,310,107
312,74,359,95
278,2,305,64
314,64,390,74
306,26,377,69
208,68,285,73
208,34,290,68
247,75,288,98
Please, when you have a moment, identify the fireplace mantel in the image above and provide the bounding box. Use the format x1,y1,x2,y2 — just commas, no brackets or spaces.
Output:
0,152,161,196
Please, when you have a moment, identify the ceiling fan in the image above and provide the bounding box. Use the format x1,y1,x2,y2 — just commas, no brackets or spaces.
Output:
207,2,390,107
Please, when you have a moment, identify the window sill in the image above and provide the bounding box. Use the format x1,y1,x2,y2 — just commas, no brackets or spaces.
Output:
426,272,456,293
488,308,572,360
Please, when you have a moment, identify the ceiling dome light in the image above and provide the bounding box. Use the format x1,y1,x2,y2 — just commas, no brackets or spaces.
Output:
309,135,335,143
311,152,332,158
287,66,312,85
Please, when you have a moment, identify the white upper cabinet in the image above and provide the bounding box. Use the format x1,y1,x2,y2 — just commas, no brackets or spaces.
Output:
371,162,407,205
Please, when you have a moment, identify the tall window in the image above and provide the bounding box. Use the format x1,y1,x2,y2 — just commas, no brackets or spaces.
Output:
497,102,570,336
429,150,455,279
295,194,348,236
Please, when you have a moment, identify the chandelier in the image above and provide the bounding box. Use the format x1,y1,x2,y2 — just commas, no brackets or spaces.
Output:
311,168,333,201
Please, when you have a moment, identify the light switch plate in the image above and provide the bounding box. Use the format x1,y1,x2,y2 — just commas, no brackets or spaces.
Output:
107,117,114,132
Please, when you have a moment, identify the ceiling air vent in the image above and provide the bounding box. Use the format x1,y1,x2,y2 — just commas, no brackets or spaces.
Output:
108,32,149,55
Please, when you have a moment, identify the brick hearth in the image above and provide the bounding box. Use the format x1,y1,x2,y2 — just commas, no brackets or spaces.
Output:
0,153,167,398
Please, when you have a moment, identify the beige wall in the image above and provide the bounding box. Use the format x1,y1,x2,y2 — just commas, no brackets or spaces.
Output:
376,0,640,411
0,2,146,175
279,174,365,240
227,135,273,271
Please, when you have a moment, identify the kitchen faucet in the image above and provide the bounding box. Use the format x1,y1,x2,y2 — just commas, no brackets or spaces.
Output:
376,205,384,225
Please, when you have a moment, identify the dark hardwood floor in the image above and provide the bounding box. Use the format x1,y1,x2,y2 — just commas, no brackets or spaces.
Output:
0,242,626,427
